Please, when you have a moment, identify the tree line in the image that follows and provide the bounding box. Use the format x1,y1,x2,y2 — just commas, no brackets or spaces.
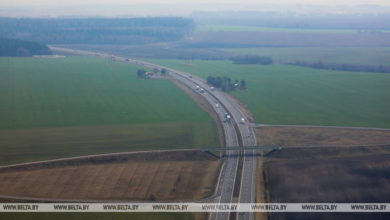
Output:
137,68,167,79
288,61,390,74
0,17,195,45
206,76,246,92
0,38,52,57
136,69,147,79
230,55,273,65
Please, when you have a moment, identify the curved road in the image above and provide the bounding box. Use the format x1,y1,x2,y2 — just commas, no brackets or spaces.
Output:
50,46,258,220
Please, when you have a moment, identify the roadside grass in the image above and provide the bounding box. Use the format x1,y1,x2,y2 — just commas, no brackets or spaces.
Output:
222,47,390,66
144,59,390,128
0,57,219,164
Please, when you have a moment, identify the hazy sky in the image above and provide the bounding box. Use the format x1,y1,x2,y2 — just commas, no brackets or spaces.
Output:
1,0,389,17
2,0,390,6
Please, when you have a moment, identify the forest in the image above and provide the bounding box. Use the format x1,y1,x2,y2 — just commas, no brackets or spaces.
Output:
0,38,52,57
0,17,195,45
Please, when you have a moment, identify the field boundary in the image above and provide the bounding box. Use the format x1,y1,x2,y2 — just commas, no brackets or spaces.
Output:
0,149,223,203
252,124,390,131
0,162,224,203
267,144,390,150
0,149,217,170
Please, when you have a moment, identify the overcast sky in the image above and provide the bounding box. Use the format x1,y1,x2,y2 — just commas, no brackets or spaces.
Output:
2,0,390,6
1,0,389,17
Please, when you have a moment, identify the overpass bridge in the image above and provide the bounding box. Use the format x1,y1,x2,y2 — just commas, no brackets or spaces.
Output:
201,146,281,151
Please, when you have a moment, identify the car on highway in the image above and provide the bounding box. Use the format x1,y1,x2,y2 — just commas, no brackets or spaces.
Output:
224,113,231,122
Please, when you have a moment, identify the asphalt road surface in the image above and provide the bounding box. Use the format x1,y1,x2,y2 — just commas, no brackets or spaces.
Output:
50,47,258,220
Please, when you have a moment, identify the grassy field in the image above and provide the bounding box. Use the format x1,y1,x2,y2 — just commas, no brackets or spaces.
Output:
190,31,390,47
0,122,217,165
0,57,219,164
0,57,215,128
223,47,390,66
144,59,390,128
0,151,221,201
197,25,361,33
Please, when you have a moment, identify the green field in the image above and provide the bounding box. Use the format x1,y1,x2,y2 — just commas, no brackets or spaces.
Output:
0,57,219,164
0,57,215,128
223,47,390,66
144,59,390,128
197,25,357,33
0,122,217,165
197,25,373,33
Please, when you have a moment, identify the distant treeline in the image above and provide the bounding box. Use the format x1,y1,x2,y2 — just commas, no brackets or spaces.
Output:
193,11,390,30
206,76,246,92
0,17,195,45
0,38,52,57
288,61,390,73
231,55,273,65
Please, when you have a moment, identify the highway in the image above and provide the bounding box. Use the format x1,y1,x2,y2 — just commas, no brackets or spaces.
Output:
50,46,258,220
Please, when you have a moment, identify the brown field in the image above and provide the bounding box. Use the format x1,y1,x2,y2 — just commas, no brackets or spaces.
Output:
255,126,390,147
0,151,221,202
262,146,390,220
